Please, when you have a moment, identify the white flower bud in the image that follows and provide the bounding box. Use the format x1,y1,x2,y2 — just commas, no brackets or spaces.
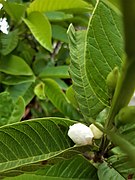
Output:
68,123,94,145
89,124,103,139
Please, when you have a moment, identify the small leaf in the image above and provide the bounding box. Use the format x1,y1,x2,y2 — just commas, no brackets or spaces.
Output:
1,30,18,55
23,11,52,52
44,78,81,120
0,55,33,75
39,66,70,79
85,0,124,105
27,0,91,14
34,82,46,100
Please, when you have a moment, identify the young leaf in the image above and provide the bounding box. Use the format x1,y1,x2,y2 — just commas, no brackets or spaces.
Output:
39,66,70,79
43,78,81,120
23,11,52,52
0,55,33,76
34,82,46,100
68,24,104,120
0,117,76,172
27,0,91,14
85,0,124,105
1,30,18,55
98,161,125,180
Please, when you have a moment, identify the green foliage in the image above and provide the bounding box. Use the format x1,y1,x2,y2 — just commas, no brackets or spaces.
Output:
1,0,135,179
23,12,52,52
85,0,123,106
68,24,104,120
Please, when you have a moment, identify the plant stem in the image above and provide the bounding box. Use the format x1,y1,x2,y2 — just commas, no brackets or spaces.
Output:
101,0,135,153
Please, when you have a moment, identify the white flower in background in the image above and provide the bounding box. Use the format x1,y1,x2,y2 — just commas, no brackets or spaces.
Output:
68,123,94,145
0,17,9,34
89,124,103,139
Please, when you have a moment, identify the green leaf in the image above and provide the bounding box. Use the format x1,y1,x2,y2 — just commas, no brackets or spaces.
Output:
117,122,135,146
108,155,135,179
0,117,76,172
85,0,124,105
1,30,18,55
8,96,25,124
39,66,70,79
45,11,73,22
98,161,125,180
27,0,91,14
1,1,26,21
43,78,81,120
35,155,98,179
68,24,104,120
52,25,68,43
0,92,25,126
34,82,46,100
7,82,35,105
0,55,33,76
0,73,35,85
3,155,98,180
23,11,52,52
66,85,79,109
108,130,135,167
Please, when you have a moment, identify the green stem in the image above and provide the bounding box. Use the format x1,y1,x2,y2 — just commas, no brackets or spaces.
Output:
106,58,135,129
101,0,135,153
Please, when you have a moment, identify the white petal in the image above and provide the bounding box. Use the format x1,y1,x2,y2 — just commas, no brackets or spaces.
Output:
89,124,103,139
68,123,94,145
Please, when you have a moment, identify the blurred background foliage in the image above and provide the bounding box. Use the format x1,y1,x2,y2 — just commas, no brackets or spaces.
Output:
0,0,93,124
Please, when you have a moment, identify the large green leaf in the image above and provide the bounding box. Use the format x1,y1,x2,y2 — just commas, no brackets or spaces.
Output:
0,117,76,173
0,92,25,126
1,30,18,55
0,55,33,76
43,78,81,120
23,11,52,52
27,0,91,14
85,0,124,105
68,24,104,120
1,0,26,21
39,66,70,79
98,161,125,180
4,155,98,180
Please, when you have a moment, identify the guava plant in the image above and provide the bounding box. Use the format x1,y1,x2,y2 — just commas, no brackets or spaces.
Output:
0,0,135,179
